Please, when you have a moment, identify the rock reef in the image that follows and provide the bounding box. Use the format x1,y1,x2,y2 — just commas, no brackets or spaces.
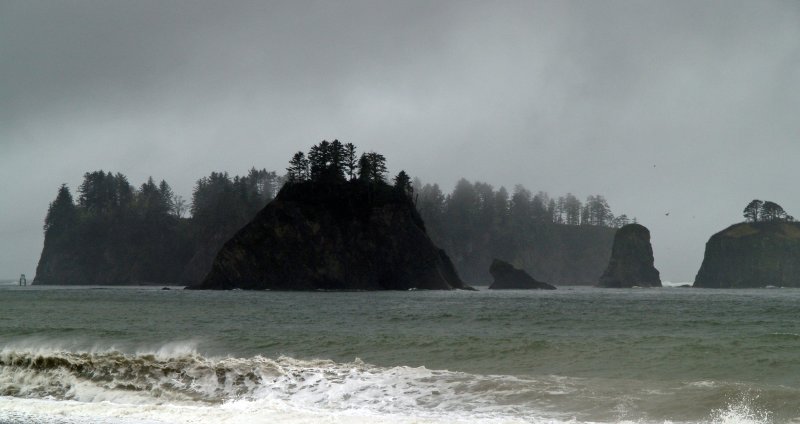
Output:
694,222,800,288
598,224,661,288
488,259,556,290
192,180,469,290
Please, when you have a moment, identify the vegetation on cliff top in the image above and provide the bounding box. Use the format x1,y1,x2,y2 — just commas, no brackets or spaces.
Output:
37,169,280,284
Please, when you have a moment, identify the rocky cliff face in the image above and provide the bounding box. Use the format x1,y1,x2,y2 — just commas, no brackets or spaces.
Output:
488,259,556,290
192,181,468,290
598,224,661,288
694,222,800,288
34,222,192,285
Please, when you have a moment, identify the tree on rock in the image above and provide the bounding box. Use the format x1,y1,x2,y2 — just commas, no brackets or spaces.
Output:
743,200,763,222
344,142,358,180
761,201,788,222
393,170,412,197
357,152,387,184
44,184,78,236
287,152,309,183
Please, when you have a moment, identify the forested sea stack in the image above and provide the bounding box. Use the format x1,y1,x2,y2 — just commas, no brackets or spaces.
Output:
193,141,468,290
34,169,280,285
694,200,800,288
597,223,661,288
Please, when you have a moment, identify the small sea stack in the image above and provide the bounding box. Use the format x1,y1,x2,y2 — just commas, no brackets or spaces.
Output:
598,224,661,288
488,259,556,290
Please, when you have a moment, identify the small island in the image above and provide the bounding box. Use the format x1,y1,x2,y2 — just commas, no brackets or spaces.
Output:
597,223,661,288
191,141,469,290
694,200,799,288
487,259,556,290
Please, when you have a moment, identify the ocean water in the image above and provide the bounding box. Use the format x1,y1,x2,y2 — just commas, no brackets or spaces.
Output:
1,284,799,423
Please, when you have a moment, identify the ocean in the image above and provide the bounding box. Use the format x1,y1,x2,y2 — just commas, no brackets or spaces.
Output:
1,283,798,423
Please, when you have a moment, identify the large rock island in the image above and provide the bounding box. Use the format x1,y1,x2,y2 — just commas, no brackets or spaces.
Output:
192,141,468,290
598,223,661,288
694,221,800,288
488,259,556,290
193,181,466,290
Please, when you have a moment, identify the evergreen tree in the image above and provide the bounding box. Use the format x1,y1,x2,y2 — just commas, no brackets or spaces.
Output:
494,187,510,226
344,142,358,180
287,151,309,182
393,170,412,197
308,140,331,180
44,184,78,236
761,201,787,221
329,139,345,180
743,199,763,222
509,185,532,229
531,192,549,223
357,153,372,183
365,152,387,183
563,193,582,225
612,214,631,228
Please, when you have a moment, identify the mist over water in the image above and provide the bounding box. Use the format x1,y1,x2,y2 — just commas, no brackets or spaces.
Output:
1,285,799,423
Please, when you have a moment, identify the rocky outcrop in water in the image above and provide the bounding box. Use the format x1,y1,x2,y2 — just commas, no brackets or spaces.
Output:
488,259,556,290
693,222,800,288
192,180,469,290
598,224,661,288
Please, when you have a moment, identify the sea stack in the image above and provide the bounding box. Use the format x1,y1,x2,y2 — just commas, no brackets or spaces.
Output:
488,259,556,290
191,179,468,290
598,224,661,288
694,222,800,288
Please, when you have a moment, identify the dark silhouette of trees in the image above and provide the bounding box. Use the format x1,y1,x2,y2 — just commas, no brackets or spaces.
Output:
358,152,387,183
287,152,310,182
743,200,763,222
761,201,788,222
743,199,793,223
562,193,582,225
583,195,613,226
393,170,412,197
344,143,358,180
44,184,78,236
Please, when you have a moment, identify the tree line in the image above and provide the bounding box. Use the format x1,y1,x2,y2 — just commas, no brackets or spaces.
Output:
414,178,630,233
411,178,630,283
45,169,282,240
40,169,282,283
40,139,626,283
743,199,794,223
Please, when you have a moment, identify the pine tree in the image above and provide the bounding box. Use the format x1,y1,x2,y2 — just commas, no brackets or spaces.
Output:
44,184,78,235
743,199,763,222
393,170,412,197
761,201,787,221
364,152,387,183
344,143,358,180
286,151,309,182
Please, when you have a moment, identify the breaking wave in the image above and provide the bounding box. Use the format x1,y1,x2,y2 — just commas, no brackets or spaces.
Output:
0,343,788,424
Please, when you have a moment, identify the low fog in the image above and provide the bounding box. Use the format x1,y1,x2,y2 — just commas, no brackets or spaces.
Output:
2,1,799,281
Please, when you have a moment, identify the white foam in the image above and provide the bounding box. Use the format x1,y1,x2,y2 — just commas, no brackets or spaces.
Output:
0,346,570,423
2,346,791,424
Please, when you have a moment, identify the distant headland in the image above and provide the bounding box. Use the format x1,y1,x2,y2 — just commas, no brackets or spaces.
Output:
34,140,631,287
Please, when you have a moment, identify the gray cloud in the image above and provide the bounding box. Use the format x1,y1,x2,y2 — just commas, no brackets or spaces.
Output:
2,0,799,281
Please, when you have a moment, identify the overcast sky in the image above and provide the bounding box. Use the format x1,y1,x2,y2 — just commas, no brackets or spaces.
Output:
2,0,799,282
